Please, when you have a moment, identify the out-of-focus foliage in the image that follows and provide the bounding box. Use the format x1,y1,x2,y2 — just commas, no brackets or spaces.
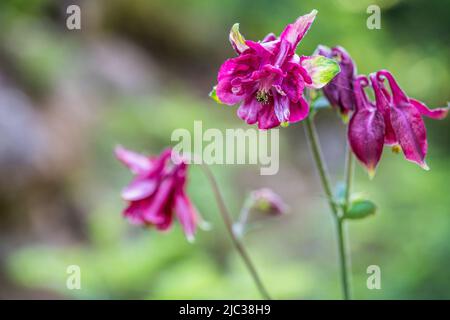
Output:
1,0,449,299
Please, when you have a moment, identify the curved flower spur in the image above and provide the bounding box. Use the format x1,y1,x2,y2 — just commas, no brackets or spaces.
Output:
211,10,340,129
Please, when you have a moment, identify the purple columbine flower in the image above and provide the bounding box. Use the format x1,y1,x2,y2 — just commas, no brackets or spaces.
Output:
316,45,356,118
348,75,385,178
115,146,198,241
211,10,340,129
373,70,448,170
349,70,449,177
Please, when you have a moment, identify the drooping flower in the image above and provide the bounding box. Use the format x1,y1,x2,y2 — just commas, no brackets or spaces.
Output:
348,75,385,178
249,188,288,216
316,45,356,117
349,70,449,176
211,10,340,129
374,70,448,170
115,146,198,241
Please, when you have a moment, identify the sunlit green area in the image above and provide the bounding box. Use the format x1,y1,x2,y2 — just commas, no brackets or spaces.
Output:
0,0,449,299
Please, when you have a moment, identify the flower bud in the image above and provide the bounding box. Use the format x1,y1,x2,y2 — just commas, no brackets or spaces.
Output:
316,45,357,117
249,188,288,216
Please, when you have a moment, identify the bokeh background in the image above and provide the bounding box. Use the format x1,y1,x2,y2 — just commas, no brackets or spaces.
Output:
0,0,449,299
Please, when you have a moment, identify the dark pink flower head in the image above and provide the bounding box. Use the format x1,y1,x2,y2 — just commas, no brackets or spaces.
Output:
374,70,448,170
317,45,356,117
115,146,198,242
212,10,340,129
348,70,448,177
348,75,385,178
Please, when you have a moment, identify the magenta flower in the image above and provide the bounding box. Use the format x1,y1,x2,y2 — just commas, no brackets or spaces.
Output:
115,146,198,241
373,70,448,169
317,45,356,117
349,70,449,176
348,75,385,178
211,10,340,129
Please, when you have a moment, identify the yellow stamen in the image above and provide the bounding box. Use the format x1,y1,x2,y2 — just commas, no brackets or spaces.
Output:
391,144,402,154
256,90,269,104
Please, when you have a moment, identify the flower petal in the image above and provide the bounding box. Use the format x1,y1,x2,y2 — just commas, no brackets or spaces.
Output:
142,177,175,224
273,94,290,123
229,23,249,54
216,79,244,105
348,76,385,177
410,99,449,120
377,71,429,169
216,55,258,105
122,177,157,201
262,33,277,43
281,63,306,102
237,95,263,125
115,145,152,175
155,204,174,231
301,55,340,89
279,10,317,49
370,74,397,145
245,40,273,60
288,95,309,123
175,192,198,242
390,102,429,169
123,200,148,225
257,102,280,129
349,110,385,178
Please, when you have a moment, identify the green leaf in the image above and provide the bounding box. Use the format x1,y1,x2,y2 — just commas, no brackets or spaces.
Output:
209,86,222,104
301,55,340,89
344,199,377,220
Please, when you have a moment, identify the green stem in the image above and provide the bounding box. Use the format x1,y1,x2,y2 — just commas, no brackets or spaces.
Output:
200,164,272,300
344,144,355,212
341,144,355,299
304,116,339,216
303,115,352,300
335,215,351,300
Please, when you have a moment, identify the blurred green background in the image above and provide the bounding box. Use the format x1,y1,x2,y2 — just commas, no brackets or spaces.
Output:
0,0,449,299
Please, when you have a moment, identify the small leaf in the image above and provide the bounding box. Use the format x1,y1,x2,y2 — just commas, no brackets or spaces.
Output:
209,86,223,104
344,199,377,220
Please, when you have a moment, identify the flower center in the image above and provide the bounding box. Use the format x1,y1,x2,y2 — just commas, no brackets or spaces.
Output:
255,90,270,104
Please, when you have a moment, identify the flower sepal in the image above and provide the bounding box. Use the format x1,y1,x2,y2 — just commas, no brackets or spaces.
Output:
209,86,223,104
301,55,341,89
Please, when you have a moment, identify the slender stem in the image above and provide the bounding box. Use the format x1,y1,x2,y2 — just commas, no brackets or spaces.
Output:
335,216,351,300
303,115,352,300
344,144,355,212
340,143,355,299
200,164,272,300
303,116,339,216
